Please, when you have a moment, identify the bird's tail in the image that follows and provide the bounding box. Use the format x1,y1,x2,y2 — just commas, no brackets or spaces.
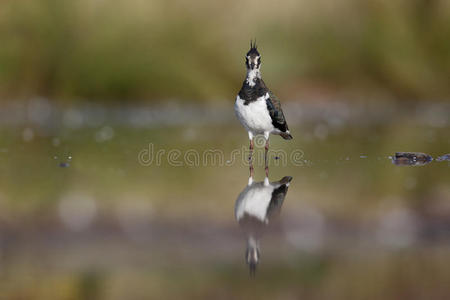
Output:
278,176,293,185
280,132,293,140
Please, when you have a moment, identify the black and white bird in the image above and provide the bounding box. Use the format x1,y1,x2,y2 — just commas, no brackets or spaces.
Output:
235,41,292,176
234,175,293,276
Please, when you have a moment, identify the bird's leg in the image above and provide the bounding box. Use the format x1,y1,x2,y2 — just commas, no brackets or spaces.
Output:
249,138,254,178
264,138,269,177
249,138,254,161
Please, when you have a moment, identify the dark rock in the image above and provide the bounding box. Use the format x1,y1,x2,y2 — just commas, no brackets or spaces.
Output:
392,152,433,166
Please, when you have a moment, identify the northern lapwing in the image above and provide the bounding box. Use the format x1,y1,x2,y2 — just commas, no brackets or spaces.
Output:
234,175,293,276
235,41,292,177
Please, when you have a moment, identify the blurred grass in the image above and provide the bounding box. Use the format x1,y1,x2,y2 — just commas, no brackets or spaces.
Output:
0,0,449,102
1,250,449,300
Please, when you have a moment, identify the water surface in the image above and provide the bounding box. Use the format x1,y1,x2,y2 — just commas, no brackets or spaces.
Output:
0,101,449,299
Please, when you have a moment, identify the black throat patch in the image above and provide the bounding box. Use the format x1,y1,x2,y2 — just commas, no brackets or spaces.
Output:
238,78,267,105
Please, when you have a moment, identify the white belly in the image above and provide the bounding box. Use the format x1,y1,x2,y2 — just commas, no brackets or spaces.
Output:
234,94,274,134
235,185,273,222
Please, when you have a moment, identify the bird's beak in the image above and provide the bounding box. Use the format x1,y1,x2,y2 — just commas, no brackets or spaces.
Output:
250,62,255,69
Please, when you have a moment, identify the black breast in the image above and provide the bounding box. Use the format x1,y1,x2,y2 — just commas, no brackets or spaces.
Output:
238,79,267,105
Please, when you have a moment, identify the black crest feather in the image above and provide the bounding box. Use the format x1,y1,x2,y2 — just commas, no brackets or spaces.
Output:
247,39,260,56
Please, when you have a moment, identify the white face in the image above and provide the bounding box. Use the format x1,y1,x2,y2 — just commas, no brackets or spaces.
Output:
246,55,261,70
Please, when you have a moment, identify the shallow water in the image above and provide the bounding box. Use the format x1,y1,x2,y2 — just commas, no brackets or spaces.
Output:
0,102,449,299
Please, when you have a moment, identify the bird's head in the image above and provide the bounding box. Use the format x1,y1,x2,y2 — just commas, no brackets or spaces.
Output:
245,40,261,71
246,237,260,276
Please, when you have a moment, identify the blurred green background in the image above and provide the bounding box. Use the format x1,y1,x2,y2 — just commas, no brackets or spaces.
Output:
0,0,449,299
0,0,449,102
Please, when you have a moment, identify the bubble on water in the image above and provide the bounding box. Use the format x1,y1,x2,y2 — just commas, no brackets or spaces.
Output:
95,126,115,142
58,193,97,232
22,128,34,142
53,155,58,160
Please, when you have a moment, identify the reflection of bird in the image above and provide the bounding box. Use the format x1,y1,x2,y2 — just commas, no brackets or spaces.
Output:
234,41,292,177
234,176,293,276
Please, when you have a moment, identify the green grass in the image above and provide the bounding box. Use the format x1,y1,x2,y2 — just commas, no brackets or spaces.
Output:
0,0,449,102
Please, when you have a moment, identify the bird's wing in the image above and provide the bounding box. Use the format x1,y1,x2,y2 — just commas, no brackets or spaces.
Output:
266,90,288,132
266,184,288,219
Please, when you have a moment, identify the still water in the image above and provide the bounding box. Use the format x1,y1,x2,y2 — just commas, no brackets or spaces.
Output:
0,101,449,299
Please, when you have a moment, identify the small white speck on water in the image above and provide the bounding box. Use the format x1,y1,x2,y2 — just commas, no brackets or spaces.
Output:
68,156,72,160
360,155,367,159
345,157,350,161
53,156,58,160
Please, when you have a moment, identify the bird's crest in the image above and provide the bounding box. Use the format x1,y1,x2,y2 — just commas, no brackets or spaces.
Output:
247,39,259,56
250,39,257,51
